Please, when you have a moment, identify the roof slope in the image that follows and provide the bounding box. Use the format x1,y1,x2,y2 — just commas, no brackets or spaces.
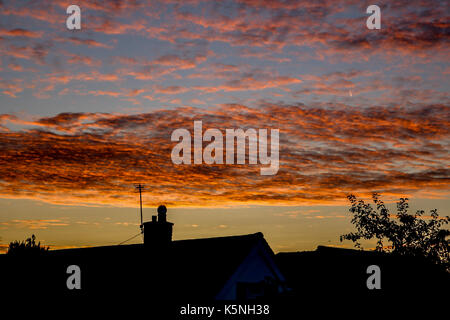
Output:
276,246,449,298
1,232,270,300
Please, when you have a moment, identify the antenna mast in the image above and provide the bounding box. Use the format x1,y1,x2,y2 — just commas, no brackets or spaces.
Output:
134,183,145,233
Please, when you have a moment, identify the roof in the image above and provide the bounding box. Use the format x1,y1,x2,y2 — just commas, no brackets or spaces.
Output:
276,245,449,297
1,232,273,300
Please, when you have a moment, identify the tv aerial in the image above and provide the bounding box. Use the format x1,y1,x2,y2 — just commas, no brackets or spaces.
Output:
134,183,145,233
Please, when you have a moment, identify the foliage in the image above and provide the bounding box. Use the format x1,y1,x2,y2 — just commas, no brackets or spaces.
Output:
7,234,49,256
340,193,449,271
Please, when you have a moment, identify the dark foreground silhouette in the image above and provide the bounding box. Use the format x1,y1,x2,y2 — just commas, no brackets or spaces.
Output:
1,237,448,316
1,205,448,316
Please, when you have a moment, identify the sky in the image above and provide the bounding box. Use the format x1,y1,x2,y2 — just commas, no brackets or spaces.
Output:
0,0,449,253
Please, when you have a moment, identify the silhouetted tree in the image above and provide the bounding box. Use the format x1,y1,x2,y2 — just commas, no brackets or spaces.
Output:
341,193,449,271
7,234,49,255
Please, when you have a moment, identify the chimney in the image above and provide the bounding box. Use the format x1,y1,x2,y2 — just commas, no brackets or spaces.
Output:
143,205,173,249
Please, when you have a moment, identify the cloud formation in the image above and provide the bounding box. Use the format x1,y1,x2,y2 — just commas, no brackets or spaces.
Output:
0,0,447,113
0,0,448,209
0,219,69,230
0,103,448,207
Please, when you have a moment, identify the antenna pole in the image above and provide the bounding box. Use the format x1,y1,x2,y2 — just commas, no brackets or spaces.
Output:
134,183,145,233
139,186,143,227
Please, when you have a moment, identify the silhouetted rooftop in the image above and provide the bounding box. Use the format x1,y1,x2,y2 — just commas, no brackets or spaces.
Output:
1,232,272,300
276,244,449,299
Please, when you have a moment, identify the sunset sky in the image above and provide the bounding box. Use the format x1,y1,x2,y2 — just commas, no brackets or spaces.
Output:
0,0,448,253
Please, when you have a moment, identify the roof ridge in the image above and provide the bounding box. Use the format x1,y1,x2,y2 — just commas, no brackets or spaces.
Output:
44,232,265,253
174,232,264,243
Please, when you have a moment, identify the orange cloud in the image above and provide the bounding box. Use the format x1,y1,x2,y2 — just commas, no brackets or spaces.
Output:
0,104,448,207
55,36,113,49
154,85,189,94
66,54,102,67
0,28,42,38
0,219,69,230
0,79,24,98
194,72,301,93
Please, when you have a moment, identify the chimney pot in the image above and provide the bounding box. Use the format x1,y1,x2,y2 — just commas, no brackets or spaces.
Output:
157,205,167,222
143,205,173,249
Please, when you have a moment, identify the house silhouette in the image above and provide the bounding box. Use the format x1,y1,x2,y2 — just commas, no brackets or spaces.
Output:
1,205,287,303
1,206,448,315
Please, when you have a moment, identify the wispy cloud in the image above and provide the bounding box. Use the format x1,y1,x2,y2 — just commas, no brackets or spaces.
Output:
0,219,69,230
0,103,448,207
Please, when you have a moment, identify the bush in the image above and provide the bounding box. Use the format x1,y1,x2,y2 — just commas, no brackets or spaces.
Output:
7,234,49,256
